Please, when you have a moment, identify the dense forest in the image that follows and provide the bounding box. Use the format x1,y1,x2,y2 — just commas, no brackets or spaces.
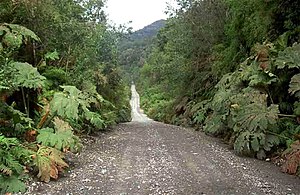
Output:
0,0,131,193
1,0,300,193
137,0,300,176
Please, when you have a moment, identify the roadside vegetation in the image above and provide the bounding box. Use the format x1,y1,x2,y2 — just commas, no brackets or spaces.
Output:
137,0,300,175
0,0,131,193
2,0,300,193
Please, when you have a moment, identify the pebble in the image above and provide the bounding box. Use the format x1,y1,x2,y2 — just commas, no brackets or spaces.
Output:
101,169,107,174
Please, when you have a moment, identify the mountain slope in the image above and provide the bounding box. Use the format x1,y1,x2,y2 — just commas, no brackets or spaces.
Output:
118,20,166,81
130,19,166,40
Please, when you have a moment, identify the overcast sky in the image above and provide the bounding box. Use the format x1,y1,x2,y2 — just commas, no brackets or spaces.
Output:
104,0,175,30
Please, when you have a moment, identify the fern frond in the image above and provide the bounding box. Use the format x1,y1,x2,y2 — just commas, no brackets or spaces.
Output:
7,105,33,125
3,155,24,175
0,164,13,176
0,135,29,193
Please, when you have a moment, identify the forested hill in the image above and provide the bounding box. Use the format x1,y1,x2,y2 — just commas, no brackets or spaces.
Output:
130,19,166,40
118,20,166,81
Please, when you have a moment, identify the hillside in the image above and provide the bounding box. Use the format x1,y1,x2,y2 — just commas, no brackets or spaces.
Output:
130,19,166,40
118,20,166,81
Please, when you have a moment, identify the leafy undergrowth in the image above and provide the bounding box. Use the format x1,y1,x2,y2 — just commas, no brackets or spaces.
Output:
0,21,131,194
140,39,300,176
281,141,300,175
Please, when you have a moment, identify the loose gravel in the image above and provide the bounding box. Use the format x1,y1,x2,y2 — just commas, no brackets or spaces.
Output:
21,121,300,195
19,85,300,195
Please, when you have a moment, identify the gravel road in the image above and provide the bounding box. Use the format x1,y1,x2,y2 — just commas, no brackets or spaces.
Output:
23,85,300,195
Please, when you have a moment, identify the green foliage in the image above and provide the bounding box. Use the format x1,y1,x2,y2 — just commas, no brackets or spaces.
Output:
232,103,279,134
118,20,166,81
50,85,107,130
0,0,131,190
190,100,210,125
204,114,226,135
0,23,39,51
234,132,280,158
33,146,69,183
12,62,46,89
140,87,173,122
43,68,69,88
37,118,82,152
289,73,300,98
203,50,284,156
0,175,27,194
231,95,280,156
0,23,43,92
6,105,33,126
0,136,24,176
4,23,40,42
50,86,82,120
275,43,300,69
84,111,105,129
193,110,206,124
276,118,300,147
0,135,32,193
293,102,300,116
45,50,59,61
135,0,300,176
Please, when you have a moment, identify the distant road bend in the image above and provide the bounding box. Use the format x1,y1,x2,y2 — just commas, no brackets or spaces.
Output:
130,84,152,122
26,85,300,195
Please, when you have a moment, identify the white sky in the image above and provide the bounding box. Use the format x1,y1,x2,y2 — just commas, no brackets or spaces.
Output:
104,0,175,30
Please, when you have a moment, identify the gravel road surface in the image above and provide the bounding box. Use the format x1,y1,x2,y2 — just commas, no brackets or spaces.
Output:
23,85,300,195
